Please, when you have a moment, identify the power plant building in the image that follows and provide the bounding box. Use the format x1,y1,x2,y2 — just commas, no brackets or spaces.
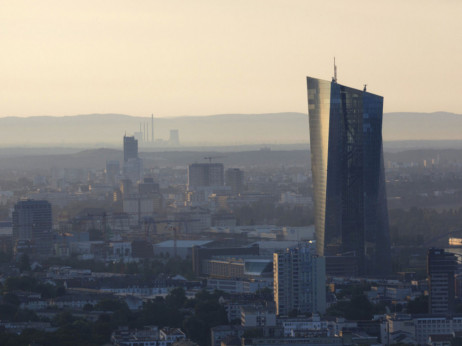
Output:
307,74,391,276
169,129,180,146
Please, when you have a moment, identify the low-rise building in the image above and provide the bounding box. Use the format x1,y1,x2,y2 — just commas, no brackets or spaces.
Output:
210,325,244,346
241,304,277,328
111,326,186,346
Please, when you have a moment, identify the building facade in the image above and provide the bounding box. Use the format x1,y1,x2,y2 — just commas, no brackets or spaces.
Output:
427,248,457,314
123,136,142,183
307,76,391,276
12,199,53,256
225,168,244,195
188,163,224,190
273,243,326,316
123,136,138,162
169,129,180,146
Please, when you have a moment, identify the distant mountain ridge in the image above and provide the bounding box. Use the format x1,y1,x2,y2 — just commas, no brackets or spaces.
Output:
0,112,461,146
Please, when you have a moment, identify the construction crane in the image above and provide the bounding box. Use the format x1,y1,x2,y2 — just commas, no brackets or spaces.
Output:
141,217,200,257
203,156,225,163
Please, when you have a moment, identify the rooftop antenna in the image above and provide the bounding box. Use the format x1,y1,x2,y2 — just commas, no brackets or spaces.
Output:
151,114,154,143
332,57,337,82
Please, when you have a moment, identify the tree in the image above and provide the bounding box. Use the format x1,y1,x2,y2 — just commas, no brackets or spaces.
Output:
406,295,428,314
2,293,20,307
94,299,129,314
166,287,187,309
19,253,30,272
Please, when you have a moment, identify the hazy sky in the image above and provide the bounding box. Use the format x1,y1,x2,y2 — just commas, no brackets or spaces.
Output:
1,0,461,117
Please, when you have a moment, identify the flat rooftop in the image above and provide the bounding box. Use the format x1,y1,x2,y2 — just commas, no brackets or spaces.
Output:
154,240,213,248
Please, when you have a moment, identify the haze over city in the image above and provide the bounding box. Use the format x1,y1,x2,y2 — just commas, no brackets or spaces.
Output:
2,2,462,346
1,0,461,118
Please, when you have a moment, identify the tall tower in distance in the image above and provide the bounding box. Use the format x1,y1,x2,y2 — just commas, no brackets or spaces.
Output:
307,69,391,276
151,114,154,143
169,129,180,146
123,135,142,183
123,135,138,162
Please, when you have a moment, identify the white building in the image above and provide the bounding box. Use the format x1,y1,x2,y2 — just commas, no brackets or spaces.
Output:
273,242,326,316
241,305,276,328
207,277,272,294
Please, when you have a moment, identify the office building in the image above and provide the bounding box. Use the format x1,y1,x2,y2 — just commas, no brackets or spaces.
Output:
123,136,142,183
273,243,326,316
123,136,138,162
427,248,457,314
188,163,224,190
192,244,260,276
138,177,160,195
12,200,53,256
105,160,120,186
226,168,244,195
123,158,143,184
307,73,391,276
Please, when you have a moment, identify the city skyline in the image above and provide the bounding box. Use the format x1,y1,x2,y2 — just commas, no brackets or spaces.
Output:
1,0,461,118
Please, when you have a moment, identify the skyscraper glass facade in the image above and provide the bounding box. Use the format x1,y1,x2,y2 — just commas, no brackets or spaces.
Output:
307,77,391,276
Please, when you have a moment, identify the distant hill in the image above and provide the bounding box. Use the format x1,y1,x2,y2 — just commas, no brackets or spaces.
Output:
0,111,460,146
383,112,462,141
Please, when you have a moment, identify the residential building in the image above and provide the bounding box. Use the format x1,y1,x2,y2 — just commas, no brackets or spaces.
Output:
210,325,244,346
428,248,457,314
225,168,244,195
188,163,224,190
111,326,186,346
12,199,53,256
273,243,326,316
241,304,277,327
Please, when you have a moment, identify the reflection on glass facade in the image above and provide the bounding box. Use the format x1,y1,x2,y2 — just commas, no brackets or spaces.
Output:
307,77,391,276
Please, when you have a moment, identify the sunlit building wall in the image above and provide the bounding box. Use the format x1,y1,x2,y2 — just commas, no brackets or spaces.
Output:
273,243,326,316
307,76,391,276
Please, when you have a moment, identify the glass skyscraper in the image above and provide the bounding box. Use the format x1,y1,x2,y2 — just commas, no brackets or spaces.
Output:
307,76,391,276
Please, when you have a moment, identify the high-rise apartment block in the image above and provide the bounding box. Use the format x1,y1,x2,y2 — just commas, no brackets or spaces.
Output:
188,163,224,190
273,243,326,316
307,75,391,276
225,168,244,195
12,199,53,256
427,248,457,314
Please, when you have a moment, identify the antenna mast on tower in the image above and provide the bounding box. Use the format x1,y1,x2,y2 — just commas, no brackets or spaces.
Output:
333,57,337,82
